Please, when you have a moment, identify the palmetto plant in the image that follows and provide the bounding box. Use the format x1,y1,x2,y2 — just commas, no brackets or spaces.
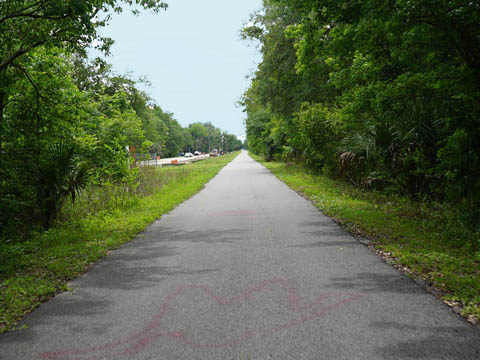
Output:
338,101,442,193
35,142,92,229
391,101,440,149
338,126,377,186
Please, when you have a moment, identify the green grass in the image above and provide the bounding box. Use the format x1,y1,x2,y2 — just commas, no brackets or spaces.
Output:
250,153,480,324
0,152,239,333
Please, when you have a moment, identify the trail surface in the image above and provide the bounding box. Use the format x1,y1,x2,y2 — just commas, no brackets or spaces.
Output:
1,151,479,359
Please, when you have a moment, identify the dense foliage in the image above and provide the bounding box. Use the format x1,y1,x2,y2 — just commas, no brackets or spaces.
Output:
242,0,480,237
0,1,242,239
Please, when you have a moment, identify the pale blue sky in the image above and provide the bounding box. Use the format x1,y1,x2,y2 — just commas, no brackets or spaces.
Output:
93,0,263,139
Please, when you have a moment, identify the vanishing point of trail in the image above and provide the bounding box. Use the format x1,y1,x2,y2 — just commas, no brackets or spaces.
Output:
1,151,479,359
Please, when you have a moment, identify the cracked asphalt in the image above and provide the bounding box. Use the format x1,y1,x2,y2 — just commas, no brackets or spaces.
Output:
1,151,479,359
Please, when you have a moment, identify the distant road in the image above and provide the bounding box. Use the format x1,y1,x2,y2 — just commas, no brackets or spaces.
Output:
139,154,210,167
1,150,479,359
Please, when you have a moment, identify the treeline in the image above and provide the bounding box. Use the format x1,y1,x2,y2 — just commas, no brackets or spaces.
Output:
0,0,241,239
242,1,480,227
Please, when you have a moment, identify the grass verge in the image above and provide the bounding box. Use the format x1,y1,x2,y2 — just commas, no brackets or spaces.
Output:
0,152,239,333
250,153,480,325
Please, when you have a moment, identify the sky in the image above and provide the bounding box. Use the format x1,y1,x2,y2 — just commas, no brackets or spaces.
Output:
91,0,263,140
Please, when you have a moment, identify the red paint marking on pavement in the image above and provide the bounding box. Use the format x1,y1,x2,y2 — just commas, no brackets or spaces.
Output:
40,279,361,359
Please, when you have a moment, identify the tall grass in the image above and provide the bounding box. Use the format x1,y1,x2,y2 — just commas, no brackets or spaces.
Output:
57,165,191,222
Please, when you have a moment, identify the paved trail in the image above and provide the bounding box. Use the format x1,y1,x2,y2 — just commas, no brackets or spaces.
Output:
2,151,480,359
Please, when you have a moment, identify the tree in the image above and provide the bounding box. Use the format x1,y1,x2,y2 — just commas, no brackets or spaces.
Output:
242,0,480,228
152,106,185,157
0,0,167,144
0,48,94,235
188,123,209,152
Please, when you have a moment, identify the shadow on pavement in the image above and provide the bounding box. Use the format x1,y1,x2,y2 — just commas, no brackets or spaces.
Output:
290,219,361,247
289,240,360,248
146,227,247,244
72,226,240,291
0,294,114,344
372,321,480,358
328,272,424,294
300,220,339,228
78,263,220,290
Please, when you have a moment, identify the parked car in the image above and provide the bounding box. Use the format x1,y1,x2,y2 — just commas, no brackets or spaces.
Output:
194,151,201,156
210,149,218,157
179,152,185,157
184,152,194,157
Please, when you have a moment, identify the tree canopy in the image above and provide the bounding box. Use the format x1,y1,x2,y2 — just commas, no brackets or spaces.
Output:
243,0,480,227
0,1,242,238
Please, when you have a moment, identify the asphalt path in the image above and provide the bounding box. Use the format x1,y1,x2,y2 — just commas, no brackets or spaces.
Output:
1,151,480,359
